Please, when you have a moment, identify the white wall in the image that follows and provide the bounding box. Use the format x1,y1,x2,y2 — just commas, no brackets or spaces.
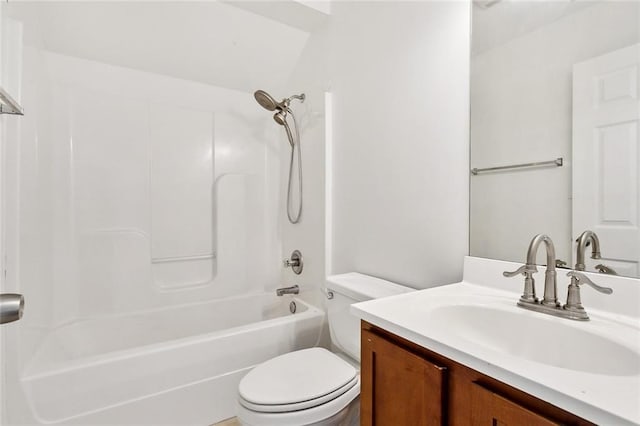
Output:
470,2,640,265
328,1,471,288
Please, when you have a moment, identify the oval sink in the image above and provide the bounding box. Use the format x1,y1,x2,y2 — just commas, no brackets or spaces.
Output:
429,304,640,376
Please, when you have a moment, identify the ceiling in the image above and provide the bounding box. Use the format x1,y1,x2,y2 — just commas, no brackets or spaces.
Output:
7,1,316,93
472,0,597,55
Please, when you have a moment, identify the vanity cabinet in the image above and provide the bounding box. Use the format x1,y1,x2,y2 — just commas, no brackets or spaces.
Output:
360,322,594,426
360,327,447,425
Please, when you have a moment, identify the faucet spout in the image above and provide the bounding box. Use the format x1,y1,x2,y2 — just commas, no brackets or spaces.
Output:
575,230,601,271
526,234,559,307
276,285,299,296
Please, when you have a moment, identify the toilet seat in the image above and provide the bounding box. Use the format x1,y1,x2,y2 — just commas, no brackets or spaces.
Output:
240,375,358,412
237,377,360,426
239,348,356,407
237,348,360,425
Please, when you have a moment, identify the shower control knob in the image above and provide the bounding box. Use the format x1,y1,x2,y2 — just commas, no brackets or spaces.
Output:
283,250,303,275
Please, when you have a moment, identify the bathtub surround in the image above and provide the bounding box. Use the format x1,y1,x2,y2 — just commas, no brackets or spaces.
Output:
1,3,310,423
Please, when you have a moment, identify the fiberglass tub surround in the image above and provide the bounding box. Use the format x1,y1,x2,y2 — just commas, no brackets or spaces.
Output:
1,1,326,423
11,52,322,424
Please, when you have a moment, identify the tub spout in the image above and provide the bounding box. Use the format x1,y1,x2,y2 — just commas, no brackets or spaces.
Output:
276,285,299,296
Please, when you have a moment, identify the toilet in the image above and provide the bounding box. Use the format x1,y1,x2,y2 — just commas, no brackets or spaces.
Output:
237,272,413,426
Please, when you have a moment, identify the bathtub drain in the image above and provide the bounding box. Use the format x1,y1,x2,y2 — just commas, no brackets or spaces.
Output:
289,301,297,314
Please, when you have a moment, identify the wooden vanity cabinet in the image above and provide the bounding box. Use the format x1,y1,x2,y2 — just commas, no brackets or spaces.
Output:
360,321,594,426
360,327,447,425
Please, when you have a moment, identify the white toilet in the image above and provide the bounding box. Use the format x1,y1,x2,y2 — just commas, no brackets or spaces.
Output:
237,272,413,426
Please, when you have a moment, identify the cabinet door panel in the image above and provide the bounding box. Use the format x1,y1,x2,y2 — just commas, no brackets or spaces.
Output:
471,383,561,426
361,328,447,426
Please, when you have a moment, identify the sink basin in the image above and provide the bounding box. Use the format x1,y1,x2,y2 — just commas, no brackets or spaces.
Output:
429,304,640,376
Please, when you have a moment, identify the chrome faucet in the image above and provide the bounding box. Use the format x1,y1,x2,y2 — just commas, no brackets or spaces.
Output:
562,231,613,319
276,285,299,296
573,230,617,275
504,234,559,308
504,233,613,321
575,230,601,271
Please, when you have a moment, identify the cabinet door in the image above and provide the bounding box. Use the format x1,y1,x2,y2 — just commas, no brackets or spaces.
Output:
471,383,561,426
361,328,447,426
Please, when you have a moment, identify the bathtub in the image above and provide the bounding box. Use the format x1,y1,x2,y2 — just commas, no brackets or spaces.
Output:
20,294,324,425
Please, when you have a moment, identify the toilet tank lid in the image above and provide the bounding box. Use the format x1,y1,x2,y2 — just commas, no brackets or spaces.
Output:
326,272,414,301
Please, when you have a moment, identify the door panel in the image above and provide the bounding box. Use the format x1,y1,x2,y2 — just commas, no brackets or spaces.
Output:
573,44,640,277
361,328,447,426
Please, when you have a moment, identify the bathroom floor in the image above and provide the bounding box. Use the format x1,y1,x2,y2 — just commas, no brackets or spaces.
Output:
213,417,240,426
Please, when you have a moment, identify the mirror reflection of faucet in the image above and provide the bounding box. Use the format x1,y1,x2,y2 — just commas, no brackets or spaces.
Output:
595,264,618,275
504,232,612,321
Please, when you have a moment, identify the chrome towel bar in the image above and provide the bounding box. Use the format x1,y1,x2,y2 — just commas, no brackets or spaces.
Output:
471,157,562,175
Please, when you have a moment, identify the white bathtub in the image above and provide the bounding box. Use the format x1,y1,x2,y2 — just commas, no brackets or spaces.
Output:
21,294,324,425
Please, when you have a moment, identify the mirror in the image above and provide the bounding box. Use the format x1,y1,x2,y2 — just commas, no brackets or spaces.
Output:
470,1,640,278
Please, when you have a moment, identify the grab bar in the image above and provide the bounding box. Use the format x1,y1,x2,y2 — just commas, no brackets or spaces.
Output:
0,86,24,115
471,157,563,175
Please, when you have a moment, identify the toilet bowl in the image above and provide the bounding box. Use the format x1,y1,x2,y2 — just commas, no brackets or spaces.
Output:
236,273,413,426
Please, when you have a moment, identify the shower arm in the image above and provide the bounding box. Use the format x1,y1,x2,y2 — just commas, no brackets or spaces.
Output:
281,94,305,108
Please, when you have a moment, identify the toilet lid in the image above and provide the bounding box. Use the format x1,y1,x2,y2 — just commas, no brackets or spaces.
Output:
239,376,359,413
238,348,357,407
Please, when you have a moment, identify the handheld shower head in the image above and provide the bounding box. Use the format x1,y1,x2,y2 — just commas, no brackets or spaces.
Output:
253,89,305,224
273,109,287,126
254,90,305,113
254,90,280,111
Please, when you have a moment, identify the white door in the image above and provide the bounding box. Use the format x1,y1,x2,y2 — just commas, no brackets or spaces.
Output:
573,44,640,277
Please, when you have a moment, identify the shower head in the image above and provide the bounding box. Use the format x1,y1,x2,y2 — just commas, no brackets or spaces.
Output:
273,109,287,126
254,90,280,112
254,90,306,113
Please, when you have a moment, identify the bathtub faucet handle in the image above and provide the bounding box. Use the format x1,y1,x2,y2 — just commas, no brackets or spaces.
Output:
283,258,299,267
283,250,303,275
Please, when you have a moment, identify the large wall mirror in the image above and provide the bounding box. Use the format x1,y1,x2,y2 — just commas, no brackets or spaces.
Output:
470,1,640,278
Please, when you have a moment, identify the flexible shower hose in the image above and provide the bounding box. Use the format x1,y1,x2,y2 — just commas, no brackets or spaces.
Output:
283,108,303,224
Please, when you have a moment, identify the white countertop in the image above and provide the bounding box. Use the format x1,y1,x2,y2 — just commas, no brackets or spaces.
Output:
350,256,640,425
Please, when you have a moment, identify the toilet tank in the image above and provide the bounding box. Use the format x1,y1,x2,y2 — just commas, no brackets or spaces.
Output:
326,273,413,362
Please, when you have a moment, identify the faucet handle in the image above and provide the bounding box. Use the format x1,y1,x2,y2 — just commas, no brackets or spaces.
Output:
595,264,618,276
283,258,300,267
504,264,538,304
503,264,537,277
566,271,613,294
283,250,303,275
